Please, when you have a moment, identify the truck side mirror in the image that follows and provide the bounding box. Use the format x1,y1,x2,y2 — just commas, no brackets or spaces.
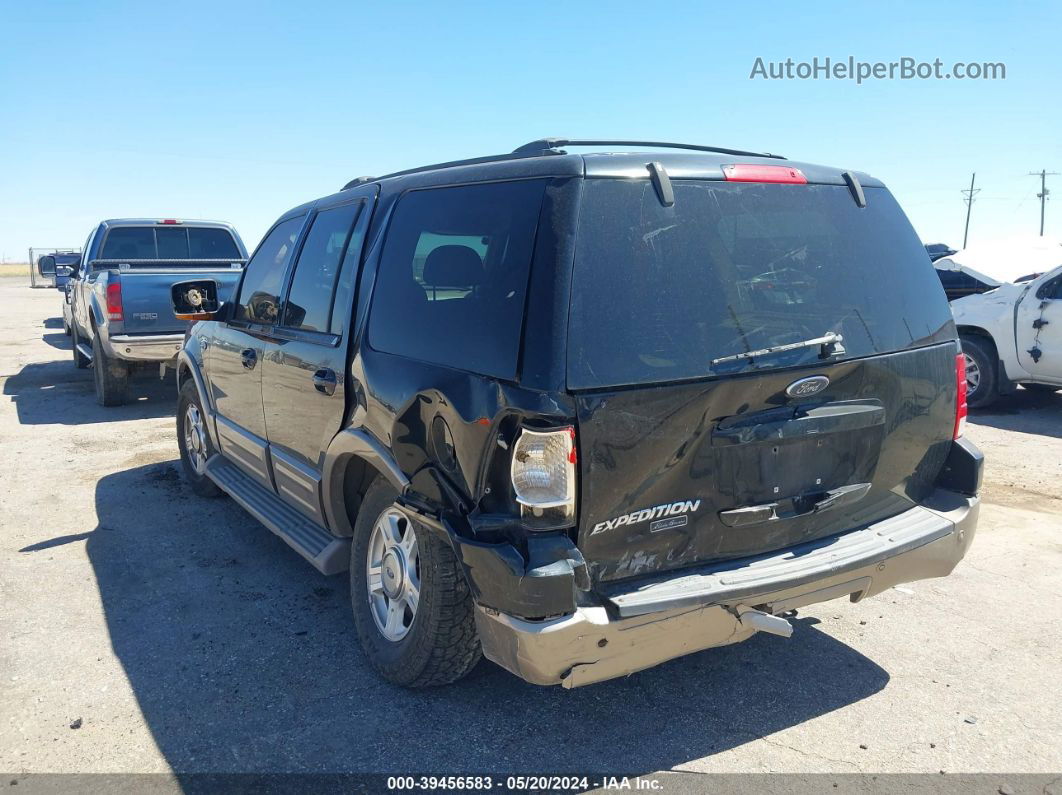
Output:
172,279,222,321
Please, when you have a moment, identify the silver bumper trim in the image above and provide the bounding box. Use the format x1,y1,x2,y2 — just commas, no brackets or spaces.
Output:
475,494,979,688
104,333,185,362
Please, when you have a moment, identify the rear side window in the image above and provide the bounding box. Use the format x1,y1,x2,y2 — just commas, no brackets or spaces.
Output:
282,202,363,333
568,180,953,389
235,216,304,324
369,180,546,379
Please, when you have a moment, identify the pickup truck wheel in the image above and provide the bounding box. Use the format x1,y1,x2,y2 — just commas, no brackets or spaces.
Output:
71,325,90,369
92,330,129,407
960,336,998,408
177,380,222,497
350,480,481,688
62,316,71,336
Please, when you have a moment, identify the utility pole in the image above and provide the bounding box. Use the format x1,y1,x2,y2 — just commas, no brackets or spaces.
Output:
961,172,979,248
1028,170,1058,236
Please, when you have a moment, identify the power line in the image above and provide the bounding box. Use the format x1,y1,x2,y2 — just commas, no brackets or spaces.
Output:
1027,169,1059,236
961,172,979,248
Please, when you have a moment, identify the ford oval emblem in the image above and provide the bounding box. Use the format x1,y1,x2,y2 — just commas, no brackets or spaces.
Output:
786,375,830,398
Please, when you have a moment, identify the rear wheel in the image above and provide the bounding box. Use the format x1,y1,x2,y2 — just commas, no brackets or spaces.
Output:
177,379,222,497
350,480,480,688
960,335,998,408
62,315,71,336
92,330,129,407
71,324,89,369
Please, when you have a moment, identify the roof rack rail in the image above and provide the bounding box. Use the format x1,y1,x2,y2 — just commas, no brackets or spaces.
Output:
340,138,784,188
371,149,564,183
341,176,376,190
511,138,785,160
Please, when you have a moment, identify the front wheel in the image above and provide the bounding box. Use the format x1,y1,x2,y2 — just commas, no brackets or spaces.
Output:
71,324,89,369
960,336,998,408
177,379,222,497
350,480,481,688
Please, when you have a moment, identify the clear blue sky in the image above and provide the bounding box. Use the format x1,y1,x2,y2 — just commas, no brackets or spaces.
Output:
2,0,1060,260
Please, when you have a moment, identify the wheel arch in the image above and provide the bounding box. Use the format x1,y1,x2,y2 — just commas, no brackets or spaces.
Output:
957,325,998,353
176,349,220,449
322,429,410,537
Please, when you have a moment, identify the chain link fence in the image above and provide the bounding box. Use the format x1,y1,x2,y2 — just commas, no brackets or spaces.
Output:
28,246,81,288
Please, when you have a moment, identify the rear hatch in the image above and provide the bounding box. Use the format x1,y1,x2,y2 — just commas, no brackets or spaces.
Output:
567,174,959,583
98,224,245,334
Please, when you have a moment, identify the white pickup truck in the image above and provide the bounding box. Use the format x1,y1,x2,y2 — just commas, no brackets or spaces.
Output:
953,263,1062,406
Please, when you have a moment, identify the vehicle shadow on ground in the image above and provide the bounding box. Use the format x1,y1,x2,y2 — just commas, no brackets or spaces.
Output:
43,316,65,330
42,331,72,351
969,387,1062,439
2,359,176,425
54,462,890,774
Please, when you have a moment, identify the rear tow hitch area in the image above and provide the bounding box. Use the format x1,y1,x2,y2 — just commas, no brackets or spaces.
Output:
733,605,794,638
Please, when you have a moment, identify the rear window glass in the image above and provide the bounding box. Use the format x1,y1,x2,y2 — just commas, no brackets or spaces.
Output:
101,227,156,259
568,180,953,389
100,226,240,260
368,180,546,380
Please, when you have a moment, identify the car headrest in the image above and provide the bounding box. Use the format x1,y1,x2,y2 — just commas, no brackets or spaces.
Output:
422,245,484,287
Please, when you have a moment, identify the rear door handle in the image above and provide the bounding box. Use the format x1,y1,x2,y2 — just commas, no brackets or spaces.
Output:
313,368,337,396
241,348,257,369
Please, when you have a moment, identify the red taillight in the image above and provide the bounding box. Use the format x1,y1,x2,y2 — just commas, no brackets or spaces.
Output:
159,218,181,225
954,353,968,439
723,164,808,184
106,282,123,322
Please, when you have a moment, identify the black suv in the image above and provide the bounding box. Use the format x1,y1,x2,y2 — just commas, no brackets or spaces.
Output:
172,139,983,688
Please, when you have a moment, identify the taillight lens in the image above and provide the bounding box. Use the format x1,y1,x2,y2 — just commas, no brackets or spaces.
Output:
510,427,577,519
954,353,968,439
106,282,123,322
722,164,808,184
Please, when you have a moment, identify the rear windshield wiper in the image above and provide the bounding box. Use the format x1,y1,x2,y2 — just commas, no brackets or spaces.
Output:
710,332,846,369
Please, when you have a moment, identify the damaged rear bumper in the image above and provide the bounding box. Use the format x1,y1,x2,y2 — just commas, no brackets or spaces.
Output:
475,490,978,688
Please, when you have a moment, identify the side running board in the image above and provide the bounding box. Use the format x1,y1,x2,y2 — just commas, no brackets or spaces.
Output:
205,455,349,575
76,342,94,363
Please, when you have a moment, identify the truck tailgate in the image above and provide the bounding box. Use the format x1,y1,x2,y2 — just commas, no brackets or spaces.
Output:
115,266,243,334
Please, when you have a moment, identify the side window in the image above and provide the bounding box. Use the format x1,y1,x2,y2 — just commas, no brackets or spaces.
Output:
1044,275,1062,300
368,179,546,379
234,216,304,325
281,203,363,333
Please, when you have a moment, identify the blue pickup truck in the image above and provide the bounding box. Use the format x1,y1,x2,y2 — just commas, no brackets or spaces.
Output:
69,219,247,406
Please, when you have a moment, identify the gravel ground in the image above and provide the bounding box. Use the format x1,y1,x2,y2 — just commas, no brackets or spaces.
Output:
1,281,1060,776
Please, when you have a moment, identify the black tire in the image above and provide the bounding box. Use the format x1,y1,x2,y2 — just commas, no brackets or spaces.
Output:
176,379,223,498
62,316,71,336
1021,383,1062,394
92,330,129,407
960,335,998,409
350,479,481,688
71,324,90,369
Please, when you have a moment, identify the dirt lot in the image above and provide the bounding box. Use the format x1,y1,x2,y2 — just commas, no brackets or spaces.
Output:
1,281,1060,777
